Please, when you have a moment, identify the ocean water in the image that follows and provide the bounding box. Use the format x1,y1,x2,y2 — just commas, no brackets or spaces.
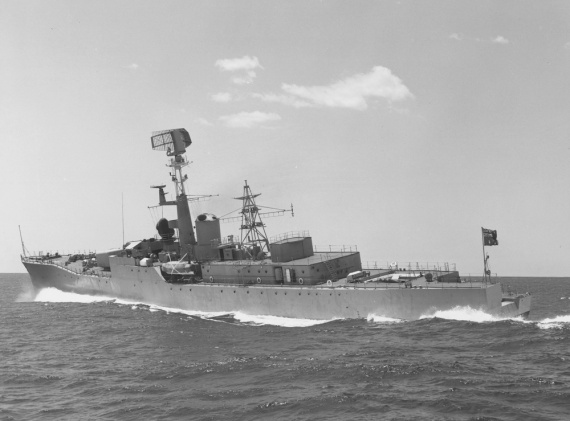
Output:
1,274,569,421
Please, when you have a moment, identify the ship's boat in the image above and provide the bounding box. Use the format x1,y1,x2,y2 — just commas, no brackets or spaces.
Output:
21,128,532,320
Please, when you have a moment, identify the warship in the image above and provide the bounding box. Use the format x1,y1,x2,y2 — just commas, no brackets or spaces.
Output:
21,128,532,320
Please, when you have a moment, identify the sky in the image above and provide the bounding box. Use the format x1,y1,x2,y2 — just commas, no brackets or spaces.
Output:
1,0,570,276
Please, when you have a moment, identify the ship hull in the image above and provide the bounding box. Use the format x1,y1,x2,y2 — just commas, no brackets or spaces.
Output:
23,261,530,320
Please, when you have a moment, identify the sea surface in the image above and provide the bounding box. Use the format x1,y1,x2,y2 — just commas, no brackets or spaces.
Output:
1,274,569,421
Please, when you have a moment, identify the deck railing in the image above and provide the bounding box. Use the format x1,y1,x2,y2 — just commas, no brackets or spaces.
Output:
363,261,457,272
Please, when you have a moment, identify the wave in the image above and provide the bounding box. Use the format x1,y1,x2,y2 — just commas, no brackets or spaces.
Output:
418,305,570,329
419,306,504,322
366,314,404,323
33,288,114,303
232,312,334,327
536,315,570,330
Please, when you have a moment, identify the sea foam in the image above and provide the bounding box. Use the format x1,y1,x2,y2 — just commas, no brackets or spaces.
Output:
33,287,113,303
232,311,333,327
366,314,404,323
420,306,502,322
537,315,570,330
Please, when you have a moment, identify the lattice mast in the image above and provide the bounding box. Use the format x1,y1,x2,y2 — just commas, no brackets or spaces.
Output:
150,129,197,259
236,181,270,257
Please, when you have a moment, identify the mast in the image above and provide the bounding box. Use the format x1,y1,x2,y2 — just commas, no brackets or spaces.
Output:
220,181,294,259
236,180,270,258
150,129,196,260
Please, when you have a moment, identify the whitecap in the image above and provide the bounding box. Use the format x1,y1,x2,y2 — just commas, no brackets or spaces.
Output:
232,311,335,327
537,315,570,330
366,314,404,323
420,306,501,322
33,287,114,303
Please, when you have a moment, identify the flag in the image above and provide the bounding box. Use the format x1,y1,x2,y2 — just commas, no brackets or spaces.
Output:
482,228,498,246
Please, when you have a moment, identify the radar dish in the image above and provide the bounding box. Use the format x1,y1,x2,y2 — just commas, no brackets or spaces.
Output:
151,128,191,155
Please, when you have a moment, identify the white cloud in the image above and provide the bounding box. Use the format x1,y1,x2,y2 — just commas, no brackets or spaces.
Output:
449,33,462,41
279,66,413,110
197,118,213,126
252,92,313,108
219,111,281,128
211,92,232,103
492,36,509,44
231,71,257,85
215,56,263,85
215,56,262,72
125,63,139,70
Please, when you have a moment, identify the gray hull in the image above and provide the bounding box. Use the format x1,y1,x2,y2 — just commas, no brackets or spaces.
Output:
23,260,531,320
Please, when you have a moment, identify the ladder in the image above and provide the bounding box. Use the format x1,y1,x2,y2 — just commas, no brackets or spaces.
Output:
324,258,338,282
